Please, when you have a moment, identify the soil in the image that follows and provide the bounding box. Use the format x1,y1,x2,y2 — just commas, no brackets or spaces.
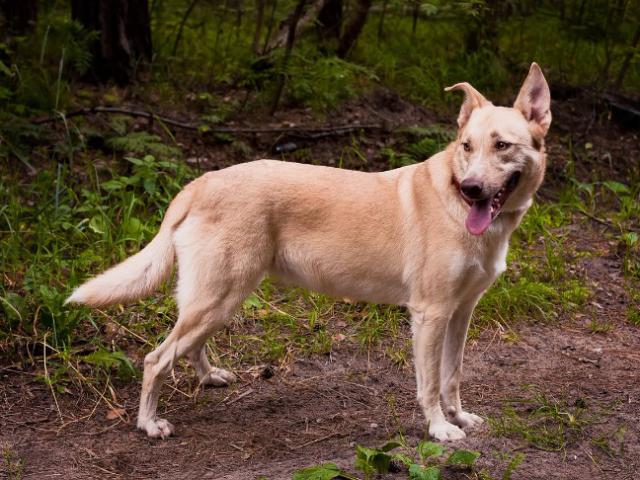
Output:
2,88,639,479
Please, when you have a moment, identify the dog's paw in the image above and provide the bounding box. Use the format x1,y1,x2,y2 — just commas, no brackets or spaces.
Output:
138,417,175,439
201,367,237,387
451,411,484,429
429,420,466,441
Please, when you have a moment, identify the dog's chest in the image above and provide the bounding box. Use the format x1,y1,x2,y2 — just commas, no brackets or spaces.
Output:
452,239,509,293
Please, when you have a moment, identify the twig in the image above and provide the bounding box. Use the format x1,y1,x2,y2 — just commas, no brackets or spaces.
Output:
225,387,255,405
30,106,383,136
42,333,64,423
289,431,343,450
576,208,640,233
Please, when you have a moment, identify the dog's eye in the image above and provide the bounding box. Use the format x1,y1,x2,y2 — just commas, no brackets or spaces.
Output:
462,142,471,152
495,141,511,150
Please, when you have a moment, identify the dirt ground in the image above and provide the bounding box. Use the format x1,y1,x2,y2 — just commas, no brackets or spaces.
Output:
2,89,640,479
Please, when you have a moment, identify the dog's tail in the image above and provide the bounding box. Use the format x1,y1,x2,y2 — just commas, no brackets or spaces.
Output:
65,187,193,307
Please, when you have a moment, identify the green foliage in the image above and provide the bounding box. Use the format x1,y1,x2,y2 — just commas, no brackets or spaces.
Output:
0,154,192,357
353,441,402,477
416,441,445,462
106,132,181,158
294,439,496,480
291,463,345,480
445,449,480,466
83,348,138,379
287,54,377,112
408,464,441,480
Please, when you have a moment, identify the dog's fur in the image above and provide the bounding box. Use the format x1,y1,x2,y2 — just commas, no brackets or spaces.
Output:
67,63,551,441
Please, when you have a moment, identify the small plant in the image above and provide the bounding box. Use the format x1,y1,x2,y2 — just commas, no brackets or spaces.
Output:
488,390,590,452
2,443,25,480
619,232,639,278
292,439,489,480
586,319,613,334
106,132,181,158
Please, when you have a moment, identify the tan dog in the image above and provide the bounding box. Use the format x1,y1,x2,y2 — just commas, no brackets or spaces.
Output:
67,63,551,441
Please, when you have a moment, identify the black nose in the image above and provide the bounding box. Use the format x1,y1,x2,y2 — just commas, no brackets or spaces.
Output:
460,178,484,200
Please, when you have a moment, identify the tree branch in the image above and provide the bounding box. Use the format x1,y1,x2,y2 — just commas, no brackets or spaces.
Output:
30,106,384,137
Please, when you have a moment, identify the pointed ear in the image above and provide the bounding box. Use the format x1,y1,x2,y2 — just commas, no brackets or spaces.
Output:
514,62,551,136
444,82,489,129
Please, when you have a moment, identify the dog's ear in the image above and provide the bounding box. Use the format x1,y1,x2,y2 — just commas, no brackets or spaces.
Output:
514,62,551,136
444,82,489,129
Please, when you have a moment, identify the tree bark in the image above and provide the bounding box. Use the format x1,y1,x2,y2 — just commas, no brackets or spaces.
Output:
317,0,342,46
336,0,371,58
1,0,38,35
71,0,152,84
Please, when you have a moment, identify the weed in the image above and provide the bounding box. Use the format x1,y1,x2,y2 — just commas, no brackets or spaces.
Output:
628,305,640,327
488,390,589,452
1,443,25,480
591,426,626,458
293,438,502,480
586,319,613,334
619,232,639,278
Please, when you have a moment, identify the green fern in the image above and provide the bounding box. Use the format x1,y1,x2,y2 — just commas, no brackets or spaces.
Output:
106,132,181,158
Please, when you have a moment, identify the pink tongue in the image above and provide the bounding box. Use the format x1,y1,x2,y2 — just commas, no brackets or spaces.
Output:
465,199,492,235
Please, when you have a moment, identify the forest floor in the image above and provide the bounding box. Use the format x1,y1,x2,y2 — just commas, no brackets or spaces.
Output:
1,88,639,479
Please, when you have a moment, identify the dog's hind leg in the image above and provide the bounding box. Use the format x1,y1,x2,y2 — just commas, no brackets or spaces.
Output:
136,295,240,439
440,298,484,430
136,220,267,439
188,345,237,387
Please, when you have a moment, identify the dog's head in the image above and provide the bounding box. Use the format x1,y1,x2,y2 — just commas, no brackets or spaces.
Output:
446,63,551,236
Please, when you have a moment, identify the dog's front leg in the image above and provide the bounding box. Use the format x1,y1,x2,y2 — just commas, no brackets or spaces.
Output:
440,299,484,430
411,306,466,441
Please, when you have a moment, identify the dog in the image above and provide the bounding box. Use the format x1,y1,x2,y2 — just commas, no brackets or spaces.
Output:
67,63,551,441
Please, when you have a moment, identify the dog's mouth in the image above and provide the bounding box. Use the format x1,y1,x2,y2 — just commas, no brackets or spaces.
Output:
455,171,521,236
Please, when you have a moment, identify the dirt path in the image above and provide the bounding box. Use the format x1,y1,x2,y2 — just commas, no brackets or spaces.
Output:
2,223,639,480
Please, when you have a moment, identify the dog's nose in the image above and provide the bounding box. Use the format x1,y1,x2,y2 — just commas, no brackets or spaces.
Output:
460,178,484,200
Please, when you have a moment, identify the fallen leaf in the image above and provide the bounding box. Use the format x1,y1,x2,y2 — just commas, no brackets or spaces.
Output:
106,408,126,420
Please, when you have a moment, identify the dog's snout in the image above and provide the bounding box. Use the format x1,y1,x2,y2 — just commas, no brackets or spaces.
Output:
460,178,484,200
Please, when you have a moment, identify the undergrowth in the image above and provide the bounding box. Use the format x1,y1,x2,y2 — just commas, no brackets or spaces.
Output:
1,134,635,393
291,437,523,480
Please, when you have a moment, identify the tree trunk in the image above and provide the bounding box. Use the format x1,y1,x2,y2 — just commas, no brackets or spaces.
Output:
1,0,38,35
72,0,152,84
336,0,371,58
411,1,419,37
464,0,508,53
317,0,342,47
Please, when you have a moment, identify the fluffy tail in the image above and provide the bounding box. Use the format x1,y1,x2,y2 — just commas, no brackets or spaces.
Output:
66,188,192,307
